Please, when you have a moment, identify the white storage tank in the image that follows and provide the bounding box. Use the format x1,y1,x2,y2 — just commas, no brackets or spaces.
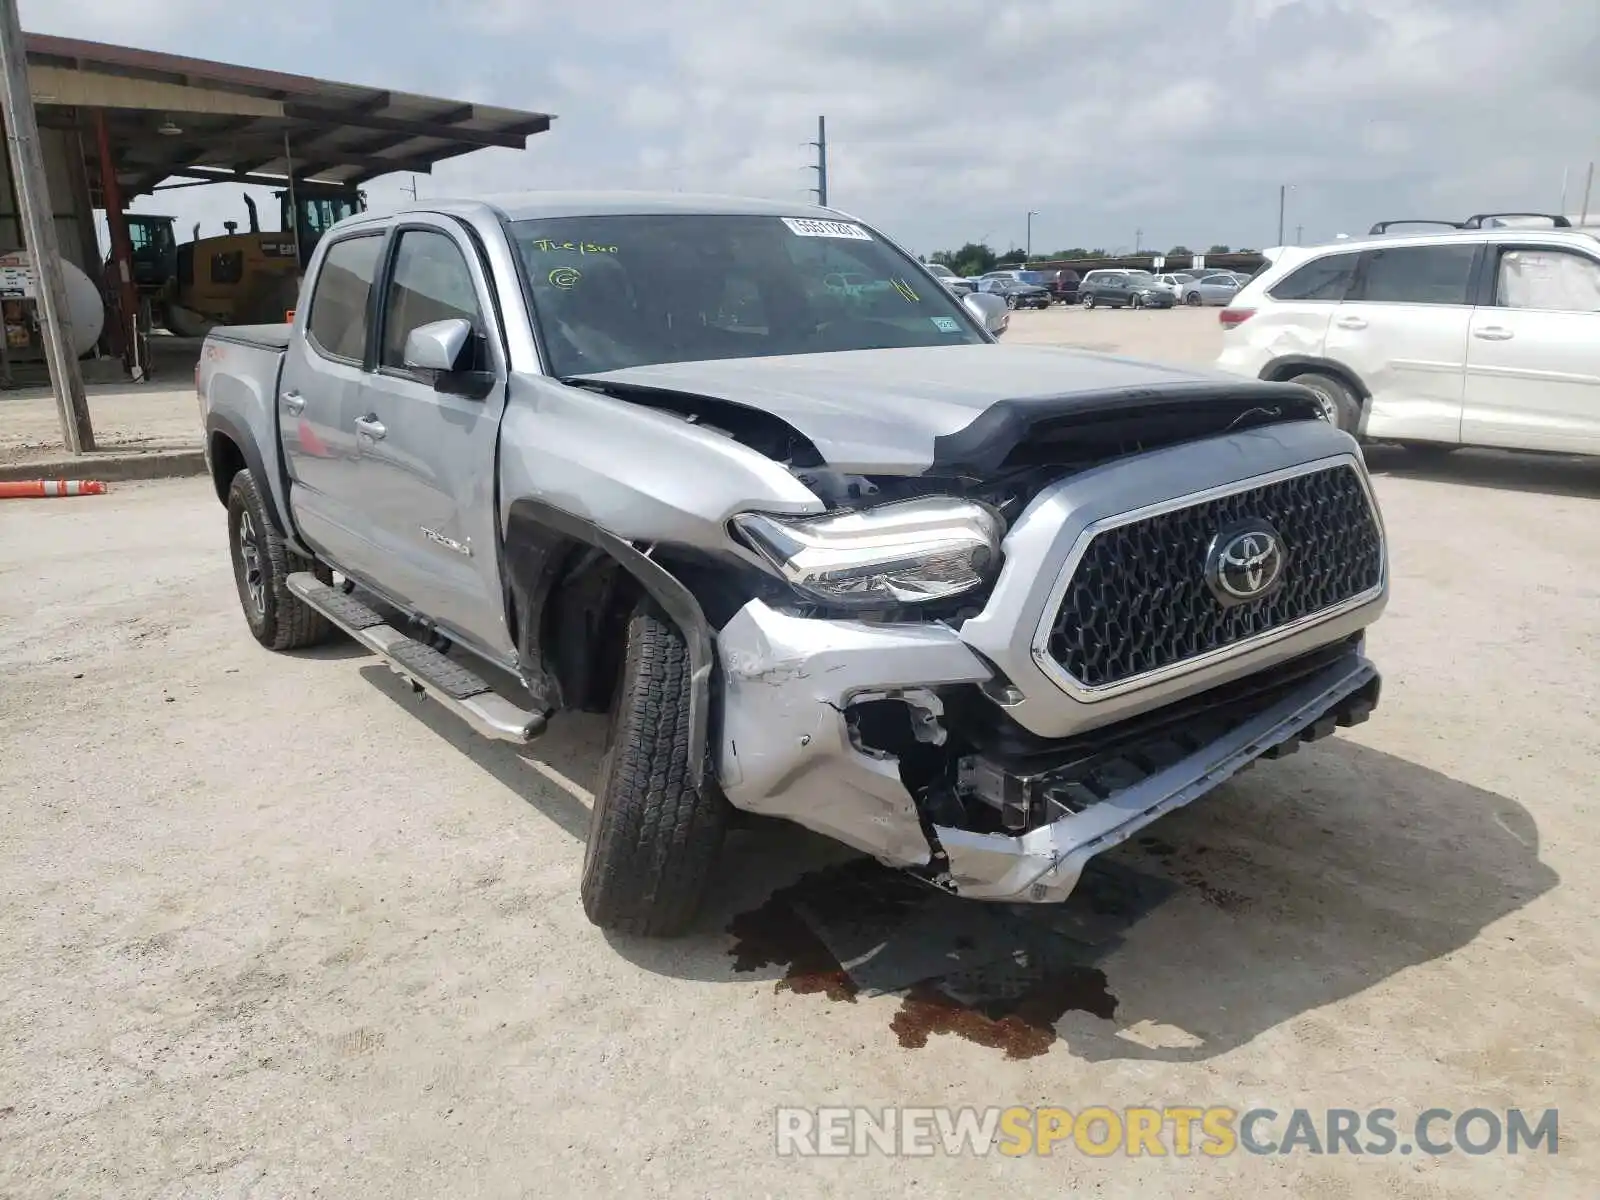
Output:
0,248,107,359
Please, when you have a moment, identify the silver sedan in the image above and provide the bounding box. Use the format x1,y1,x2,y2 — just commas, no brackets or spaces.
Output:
1180,273,1243,306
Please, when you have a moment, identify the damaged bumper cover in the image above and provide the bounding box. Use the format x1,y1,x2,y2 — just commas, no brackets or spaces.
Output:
715,598,1379,904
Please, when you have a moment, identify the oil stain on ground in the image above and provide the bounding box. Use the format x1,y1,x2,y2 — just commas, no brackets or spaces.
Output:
728,857,1173,1059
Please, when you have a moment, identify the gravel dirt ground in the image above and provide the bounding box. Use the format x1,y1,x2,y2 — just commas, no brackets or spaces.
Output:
1,308,1597,1198
0,384,200,467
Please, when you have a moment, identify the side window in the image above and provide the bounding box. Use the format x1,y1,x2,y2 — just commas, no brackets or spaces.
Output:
1494,249,1600,312
1268,252,1360,301
1355,244,1477,305
379,230,485,371
306,234,384,362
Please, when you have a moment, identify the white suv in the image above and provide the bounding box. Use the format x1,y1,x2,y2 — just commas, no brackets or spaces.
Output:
1215,213,1600,456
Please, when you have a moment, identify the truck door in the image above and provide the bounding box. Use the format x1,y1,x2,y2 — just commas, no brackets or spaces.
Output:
354,219,515,664
278,230,386,574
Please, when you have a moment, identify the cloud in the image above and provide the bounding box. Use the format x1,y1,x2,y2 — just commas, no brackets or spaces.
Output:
22,0,1600,258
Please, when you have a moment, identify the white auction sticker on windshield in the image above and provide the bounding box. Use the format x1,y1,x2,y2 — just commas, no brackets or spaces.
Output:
782,217,872,241
930,316,960,333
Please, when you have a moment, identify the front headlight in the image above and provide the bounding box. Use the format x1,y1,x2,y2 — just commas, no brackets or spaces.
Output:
732,497,1003,607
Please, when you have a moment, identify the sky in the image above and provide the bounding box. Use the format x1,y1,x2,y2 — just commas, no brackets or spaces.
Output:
21,0,1600,259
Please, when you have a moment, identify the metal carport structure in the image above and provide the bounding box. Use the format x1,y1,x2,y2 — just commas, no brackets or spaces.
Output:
0,24,554,451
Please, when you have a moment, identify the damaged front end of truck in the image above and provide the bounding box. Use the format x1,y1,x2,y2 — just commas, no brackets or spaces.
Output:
567,360,1390,906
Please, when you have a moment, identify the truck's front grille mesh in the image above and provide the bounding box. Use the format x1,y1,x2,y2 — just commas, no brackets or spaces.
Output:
1046,464,1382,690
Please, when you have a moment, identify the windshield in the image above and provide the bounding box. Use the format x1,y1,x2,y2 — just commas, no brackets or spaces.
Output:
509,214,987,377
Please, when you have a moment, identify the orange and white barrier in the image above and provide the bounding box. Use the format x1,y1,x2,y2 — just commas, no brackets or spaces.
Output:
0,479,108,499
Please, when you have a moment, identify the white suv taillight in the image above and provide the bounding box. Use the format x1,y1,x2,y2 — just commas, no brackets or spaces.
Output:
1219,307,1254,329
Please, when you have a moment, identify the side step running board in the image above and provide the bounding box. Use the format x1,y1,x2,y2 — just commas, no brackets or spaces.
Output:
286,572,546,744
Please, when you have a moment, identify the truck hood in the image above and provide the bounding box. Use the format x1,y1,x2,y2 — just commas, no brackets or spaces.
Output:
571,344,1316,474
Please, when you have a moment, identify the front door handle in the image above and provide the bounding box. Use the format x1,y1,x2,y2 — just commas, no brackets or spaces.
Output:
1473,326,1514,341
354,415,387,441
282,391,305,415
1334,316,1368,330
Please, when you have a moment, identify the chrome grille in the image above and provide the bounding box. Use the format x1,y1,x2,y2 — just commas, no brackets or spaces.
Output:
1045,464,1382,690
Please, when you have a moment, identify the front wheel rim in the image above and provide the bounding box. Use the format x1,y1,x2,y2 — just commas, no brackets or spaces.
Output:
1310,390,1339,424
238,509,266,616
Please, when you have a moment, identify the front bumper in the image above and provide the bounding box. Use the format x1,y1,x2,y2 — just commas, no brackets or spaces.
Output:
715,597,1380,903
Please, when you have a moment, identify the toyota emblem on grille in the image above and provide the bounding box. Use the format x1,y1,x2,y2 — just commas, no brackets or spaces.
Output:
1206,520,1287,606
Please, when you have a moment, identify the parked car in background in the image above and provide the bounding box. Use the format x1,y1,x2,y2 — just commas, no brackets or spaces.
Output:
924,262,975,296
979,276,1052,309
1180,273,1243,306
1153,273,1188,299
1216,213,1600,455
1038,269,1081,303
1079,269,1176,309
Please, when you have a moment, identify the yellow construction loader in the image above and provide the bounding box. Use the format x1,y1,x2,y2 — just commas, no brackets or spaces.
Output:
119,185,365,337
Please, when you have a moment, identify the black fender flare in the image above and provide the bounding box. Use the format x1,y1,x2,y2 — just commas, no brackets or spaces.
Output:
1258,355,1372,400
204,412,318,559
504,498,715,789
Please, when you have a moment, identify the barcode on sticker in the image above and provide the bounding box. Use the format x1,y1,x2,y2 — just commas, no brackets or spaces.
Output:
782,217,872,241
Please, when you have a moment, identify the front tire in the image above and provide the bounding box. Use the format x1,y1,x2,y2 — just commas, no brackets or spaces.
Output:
1290,371,1362,434
581,597,730,937
1184,291,1202,306
1081,294,1096,309
1129,293,1143,310
226,469,332,650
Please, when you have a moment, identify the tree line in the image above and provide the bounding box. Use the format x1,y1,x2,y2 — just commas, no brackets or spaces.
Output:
926,242,1247,277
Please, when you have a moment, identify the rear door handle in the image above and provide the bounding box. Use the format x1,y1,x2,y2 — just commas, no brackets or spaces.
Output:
1473,326,1514,341
282,391,305,415
354,415,387,441
1334,316,1368,330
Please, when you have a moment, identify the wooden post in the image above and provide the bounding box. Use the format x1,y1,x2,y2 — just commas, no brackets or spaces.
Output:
0,0,92,451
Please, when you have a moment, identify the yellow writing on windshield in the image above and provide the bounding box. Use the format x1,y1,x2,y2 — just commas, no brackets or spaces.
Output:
531,239,618,254
891,278,921,302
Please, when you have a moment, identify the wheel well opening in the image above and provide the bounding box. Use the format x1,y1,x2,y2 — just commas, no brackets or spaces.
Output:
1270,360,1370,402
505,517,643,717
208,432,246,504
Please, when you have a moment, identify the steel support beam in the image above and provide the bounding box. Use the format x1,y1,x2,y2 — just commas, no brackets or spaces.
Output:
94,109,141,376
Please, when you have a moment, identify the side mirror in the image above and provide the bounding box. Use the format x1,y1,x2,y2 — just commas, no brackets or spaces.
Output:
963,291,1010,338
403,317,472,373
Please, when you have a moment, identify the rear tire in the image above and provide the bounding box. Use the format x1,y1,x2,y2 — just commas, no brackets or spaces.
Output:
581,597,730,937
1290,370,1362,434
226,469,332,651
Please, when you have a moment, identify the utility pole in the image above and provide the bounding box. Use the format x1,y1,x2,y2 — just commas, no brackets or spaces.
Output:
1026,210,1037,260
1581,162,1595,225
401,175,418,201
1295,223,1303,244
1134,228,1142,253
1277,183,1294,246
808,116,828,208
0,0,92,451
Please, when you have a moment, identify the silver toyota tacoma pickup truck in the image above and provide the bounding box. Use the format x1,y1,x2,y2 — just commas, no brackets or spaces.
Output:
198,191,1388,937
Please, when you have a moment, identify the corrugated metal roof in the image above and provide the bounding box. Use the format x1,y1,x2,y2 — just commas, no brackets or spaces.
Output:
26,33,554,195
